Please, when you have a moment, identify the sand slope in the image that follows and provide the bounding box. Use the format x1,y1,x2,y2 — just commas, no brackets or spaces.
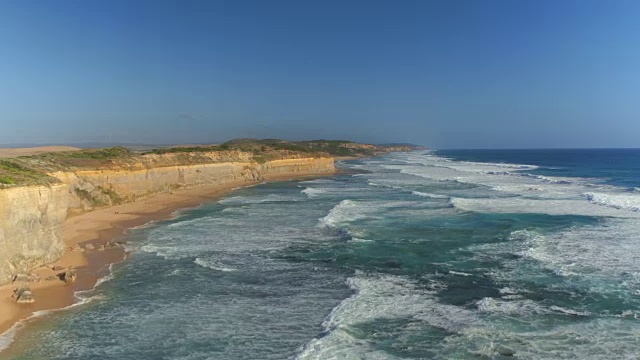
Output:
0,146,81,158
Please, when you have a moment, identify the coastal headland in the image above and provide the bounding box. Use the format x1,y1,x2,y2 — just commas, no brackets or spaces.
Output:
0,139,424,348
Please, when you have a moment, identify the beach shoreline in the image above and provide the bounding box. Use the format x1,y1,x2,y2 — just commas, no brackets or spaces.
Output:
0,171,335,354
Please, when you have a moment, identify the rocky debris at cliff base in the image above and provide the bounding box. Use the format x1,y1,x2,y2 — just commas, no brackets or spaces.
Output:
44,275,58,281
85,243,95,250
61,268,77,283
12,287,35,304
104,240,126,249
12,273,40,284
52,265,64,271
98,244,106,251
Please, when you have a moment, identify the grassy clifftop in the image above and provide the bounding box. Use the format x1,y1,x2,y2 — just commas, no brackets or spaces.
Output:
220,138,425,157
0,159,58,186
146,139,424,160
0,139,425,187
0,148,132,186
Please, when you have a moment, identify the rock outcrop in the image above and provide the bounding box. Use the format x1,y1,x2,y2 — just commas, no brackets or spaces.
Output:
62,268,77,283
12,273,40,284
13,287,35,304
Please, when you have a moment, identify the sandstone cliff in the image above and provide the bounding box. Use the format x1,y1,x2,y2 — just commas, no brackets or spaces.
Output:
53,156,335,214
0,156,335,284
0,184,68,283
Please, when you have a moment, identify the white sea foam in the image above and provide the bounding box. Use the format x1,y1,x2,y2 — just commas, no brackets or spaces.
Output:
449,197,640,218
477,292,589,318
220,206,248,213
449,270,473,276
475,219,640,299
382,152,640,223
521,219,640,284
392,163,584,198
411,191,449,199
393,152,538,173
319,200,367,227
549,306,591,317
94,263,116,288
367,180,405,191
476,297,550,316
350,237,374,243
442,317,640,359
301,187,326,198
522,173,577,184
584,192,640,212
139,244,182,259
499,287,522,295
319,199,421,228
168,217,211,228
507,229,541,242
440,161,539,173
297,272,478,359
219,194,300,205
0,323,18,353
300,178,336,185
194,257,236,272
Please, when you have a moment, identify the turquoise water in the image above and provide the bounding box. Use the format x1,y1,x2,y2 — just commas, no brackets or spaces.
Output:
5,150,640,359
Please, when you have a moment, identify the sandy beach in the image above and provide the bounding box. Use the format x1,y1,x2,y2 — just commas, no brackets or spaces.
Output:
0,171,333,352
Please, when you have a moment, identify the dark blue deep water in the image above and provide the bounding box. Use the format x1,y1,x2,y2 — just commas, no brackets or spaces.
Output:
439,149,640,189
3,149,640,359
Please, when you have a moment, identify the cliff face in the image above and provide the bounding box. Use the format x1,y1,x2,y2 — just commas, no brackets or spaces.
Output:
0,184,68,283
0,157,335,283
379,145,427,152
53,162,255,213
52,157,335,213
259,157,335,175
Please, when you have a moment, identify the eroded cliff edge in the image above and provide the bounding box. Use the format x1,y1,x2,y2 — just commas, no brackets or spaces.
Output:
52,155,335,214
0,154,334,284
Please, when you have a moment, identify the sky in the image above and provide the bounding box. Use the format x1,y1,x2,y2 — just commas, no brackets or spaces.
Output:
1,0,639,149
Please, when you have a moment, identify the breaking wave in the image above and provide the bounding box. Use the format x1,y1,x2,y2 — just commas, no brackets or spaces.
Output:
301,187,326,198
411,191,449,199
584,192,640,212
319,200,367,228
194,257,237,272
296,272,477,359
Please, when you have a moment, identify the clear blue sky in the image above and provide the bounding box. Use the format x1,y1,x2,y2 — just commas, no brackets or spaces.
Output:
1,0,639,149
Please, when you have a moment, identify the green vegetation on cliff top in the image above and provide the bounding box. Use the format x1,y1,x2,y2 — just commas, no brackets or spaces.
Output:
148,139,424,158
0,139,424,188
0,159,58,186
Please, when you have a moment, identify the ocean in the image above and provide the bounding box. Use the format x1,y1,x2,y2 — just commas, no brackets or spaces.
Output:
4,149,640,359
